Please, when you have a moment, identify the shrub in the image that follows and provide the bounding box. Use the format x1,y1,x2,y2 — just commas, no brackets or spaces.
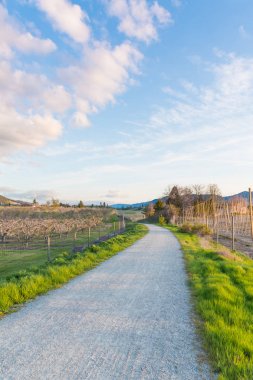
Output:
180,223,193,234
192,224,212,236
90,244,100,253
180,223,211,236
158,215,166,225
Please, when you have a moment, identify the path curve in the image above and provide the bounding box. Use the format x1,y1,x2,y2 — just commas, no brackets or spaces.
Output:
0,225,214,380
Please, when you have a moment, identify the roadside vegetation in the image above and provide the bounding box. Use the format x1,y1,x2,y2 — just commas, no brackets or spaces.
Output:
145,184,224,224
166,224,253,380
0,223,148,315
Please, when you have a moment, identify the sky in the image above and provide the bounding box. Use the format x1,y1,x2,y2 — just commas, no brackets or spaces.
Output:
1,0,253,204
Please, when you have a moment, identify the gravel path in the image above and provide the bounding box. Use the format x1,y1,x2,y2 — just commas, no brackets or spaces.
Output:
0,224,214,380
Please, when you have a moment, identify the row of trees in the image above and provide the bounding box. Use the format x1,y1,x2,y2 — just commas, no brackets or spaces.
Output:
0,207,116,242
145,184,222,223
0,215,103,243
35,199,109,208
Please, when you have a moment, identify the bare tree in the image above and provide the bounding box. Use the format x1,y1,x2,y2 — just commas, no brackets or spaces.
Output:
145,203,155,218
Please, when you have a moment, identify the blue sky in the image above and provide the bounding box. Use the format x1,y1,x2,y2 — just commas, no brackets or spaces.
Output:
1,0,253,203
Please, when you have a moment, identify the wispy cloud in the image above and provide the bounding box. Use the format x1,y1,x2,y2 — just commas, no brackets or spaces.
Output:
147,53,253,166
171,0,182,8
239,25,251,40
101,190,129,200
54,52,253,178
105,0,172,43
0,187,57,202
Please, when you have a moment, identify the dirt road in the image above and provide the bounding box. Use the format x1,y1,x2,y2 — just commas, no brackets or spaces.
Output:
0,224,214,379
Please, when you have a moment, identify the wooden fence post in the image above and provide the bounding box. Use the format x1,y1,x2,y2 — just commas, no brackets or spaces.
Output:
232,215,235,251
88,227,91,247
47,236,51,262
249,188,253,240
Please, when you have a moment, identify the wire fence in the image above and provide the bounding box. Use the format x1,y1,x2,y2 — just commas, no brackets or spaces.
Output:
0,221,126,278
175,200,253,254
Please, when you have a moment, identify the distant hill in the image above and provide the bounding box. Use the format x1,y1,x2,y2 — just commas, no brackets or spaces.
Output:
0,195,31,206
112,199,158,209
112,191,252,210
0,195,19,205
224,191,250,203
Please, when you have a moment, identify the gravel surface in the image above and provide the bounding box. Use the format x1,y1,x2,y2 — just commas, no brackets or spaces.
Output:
0,224,214,380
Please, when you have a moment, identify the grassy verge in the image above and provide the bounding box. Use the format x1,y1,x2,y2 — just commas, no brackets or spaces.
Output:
166,225,253,380
0,223,148,316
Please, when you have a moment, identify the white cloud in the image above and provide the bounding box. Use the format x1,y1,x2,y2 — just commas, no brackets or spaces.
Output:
0,4,56,58
43,85,72,113
33,0,90,43
0,188,57,202
72,112,91,128
0,24,142,156
57,54,253,180
0,60,68,158
0,61,72,113
61,41,143,127
151,2,172,24
102,190,129,199
0,0,168,162
0,104,62,157
105,0,172,42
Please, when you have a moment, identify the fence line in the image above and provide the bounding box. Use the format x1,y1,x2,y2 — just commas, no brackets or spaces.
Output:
0,221,126,264
175,199,253,252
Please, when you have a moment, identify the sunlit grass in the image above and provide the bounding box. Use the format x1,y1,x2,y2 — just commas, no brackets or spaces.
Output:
167,225,253,380
0,224,148,315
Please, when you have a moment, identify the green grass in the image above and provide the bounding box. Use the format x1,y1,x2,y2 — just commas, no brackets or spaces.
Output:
117,209,145,222
0,223,148,315
166,225,253,380
0,225,116,281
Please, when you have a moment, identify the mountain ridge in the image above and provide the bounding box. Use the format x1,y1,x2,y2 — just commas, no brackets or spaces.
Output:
0,194,31,206
111,191,251,209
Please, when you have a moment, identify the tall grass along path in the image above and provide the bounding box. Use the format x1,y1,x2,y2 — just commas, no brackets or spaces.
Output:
168,225,253,380
0,225,214,379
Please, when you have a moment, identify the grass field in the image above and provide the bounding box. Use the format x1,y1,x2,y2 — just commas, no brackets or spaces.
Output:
0,225,116,282
117,209,145,222
0,223,148,315
167,225,253,380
